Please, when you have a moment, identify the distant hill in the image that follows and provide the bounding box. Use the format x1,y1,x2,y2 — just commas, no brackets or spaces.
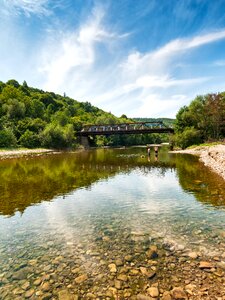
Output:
133,118,175,127
0,79,127,149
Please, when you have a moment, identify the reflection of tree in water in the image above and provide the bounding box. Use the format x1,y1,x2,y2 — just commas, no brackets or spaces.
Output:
0,148,176,217
175,154,225,207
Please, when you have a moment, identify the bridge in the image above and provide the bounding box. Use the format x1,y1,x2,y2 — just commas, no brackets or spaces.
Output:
77,121,174,147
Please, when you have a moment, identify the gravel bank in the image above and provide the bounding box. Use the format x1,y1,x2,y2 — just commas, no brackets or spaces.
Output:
173,144,225,180
0,149,56,159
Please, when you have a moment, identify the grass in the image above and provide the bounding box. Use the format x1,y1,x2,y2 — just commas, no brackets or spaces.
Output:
187,141,224,149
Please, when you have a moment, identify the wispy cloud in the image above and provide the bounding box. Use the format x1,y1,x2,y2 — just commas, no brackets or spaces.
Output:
2,1,225,118
39,5,125,93
2,0,59,17
38,26,225,117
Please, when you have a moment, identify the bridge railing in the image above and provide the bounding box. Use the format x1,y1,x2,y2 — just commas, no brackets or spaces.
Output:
81,121,168,133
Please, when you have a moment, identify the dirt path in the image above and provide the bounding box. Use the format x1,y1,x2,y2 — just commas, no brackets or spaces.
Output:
172,144,225,180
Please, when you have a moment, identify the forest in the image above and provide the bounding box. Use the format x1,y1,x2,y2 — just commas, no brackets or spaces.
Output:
0,80,166,149
0,79,224,149
174,93,225,148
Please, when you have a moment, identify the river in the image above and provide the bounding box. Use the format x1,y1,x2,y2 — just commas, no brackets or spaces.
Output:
0,147,225,299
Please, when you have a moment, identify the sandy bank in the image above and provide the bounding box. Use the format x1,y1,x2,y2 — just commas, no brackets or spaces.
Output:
0,148,56,159
173,144,225,180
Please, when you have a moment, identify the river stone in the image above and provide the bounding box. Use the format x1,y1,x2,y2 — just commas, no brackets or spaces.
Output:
161,291,172,300
147,286,159,297
137,294,154,300
117,274,128,281
41,282,51,292
146,246,158,259
75,274,88,284
125,255,133,262
24,289,35,298
33,278,42,286
130,269,139,276
41,293,53,300
86,292,95,298
171,287,187,299
21,281,30,290
13,287,24,295
108,263,117,273
12,267,32,280
115,259,123,266
58,289,78,300
188,252,198,259
140,267,156,279
72,267,80,274
199,261,214,269
114,279,122,289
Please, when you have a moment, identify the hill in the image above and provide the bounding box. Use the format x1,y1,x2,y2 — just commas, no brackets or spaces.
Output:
133,118,175,127
0,79,127,149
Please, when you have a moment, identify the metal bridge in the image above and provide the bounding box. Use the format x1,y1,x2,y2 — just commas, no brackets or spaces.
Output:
78,121,174,136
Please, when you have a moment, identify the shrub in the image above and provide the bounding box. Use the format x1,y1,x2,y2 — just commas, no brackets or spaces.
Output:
0,129,17,147
175,127,203,149
19,130,40,148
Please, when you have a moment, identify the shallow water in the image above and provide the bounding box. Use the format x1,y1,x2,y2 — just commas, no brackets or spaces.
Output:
0,147,225,299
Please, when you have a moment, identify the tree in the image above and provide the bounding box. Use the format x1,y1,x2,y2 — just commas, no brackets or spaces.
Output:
176,127,203,149
19,130,40,148
0,129,17,147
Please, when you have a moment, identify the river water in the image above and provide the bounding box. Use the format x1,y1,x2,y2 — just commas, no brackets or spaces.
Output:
0,147,225,299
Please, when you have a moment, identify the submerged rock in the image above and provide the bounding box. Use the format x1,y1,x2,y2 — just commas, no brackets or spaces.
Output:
74,274,88,284
171,287,187,299
147,286,159,297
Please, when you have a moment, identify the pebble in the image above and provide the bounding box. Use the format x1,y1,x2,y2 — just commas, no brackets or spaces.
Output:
171,287,188,299
41,282,51,292
147,286,159,297
74,274,88,284
188,252,198,259
24,289,35,298
108,263,117,273
199,261,214,269
137,294,154,300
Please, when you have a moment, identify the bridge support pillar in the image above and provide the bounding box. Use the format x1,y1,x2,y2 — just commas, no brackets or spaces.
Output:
80,136,90,149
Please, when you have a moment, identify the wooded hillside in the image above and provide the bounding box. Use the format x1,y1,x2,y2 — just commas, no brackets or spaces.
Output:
0,80,126,148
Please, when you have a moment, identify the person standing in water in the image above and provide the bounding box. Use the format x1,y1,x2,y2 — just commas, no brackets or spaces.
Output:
154,146,159,158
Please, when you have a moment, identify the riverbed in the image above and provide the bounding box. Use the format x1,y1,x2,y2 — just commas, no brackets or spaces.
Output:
0,147,225,299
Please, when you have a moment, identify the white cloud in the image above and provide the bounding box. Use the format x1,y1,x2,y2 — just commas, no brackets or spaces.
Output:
3,0,224,119
39,5,119,92
2,0,57,17
38,27,225,117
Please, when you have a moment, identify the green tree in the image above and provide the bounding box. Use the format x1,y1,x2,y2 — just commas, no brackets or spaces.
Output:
0,129,17,147
19,130,40,148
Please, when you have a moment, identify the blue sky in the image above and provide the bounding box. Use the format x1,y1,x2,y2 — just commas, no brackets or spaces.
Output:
1,0,225,118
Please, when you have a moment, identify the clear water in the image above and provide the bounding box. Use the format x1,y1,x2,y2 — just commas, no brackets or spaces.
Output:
0,147,224,299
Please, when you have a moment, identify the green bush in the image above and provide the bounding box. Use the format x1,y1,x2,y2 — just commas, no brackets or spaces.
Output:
19,130,40,148
175,127,203,149
40,124,74,149
0,129,17,147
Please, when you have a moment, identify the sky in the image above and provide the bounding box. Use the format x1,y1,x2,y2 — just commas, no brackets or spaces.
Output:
1,0,225,118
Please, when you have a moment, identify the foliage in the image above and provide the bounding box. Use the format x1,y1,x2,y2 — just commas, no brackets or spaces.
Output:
0,128,17,147
19,130,40,148
0,79,175,148
175,127,202,149
175,93,225,148
0,79,129,148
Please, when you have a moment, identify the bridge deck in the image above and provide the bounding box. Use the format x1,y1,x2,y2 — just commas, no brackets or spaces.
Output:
77,122,174,136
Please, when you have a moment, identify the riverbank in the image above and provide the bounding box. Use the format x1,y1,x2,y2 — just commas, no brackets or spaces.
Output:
172,144,225,180
0,148,57,160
